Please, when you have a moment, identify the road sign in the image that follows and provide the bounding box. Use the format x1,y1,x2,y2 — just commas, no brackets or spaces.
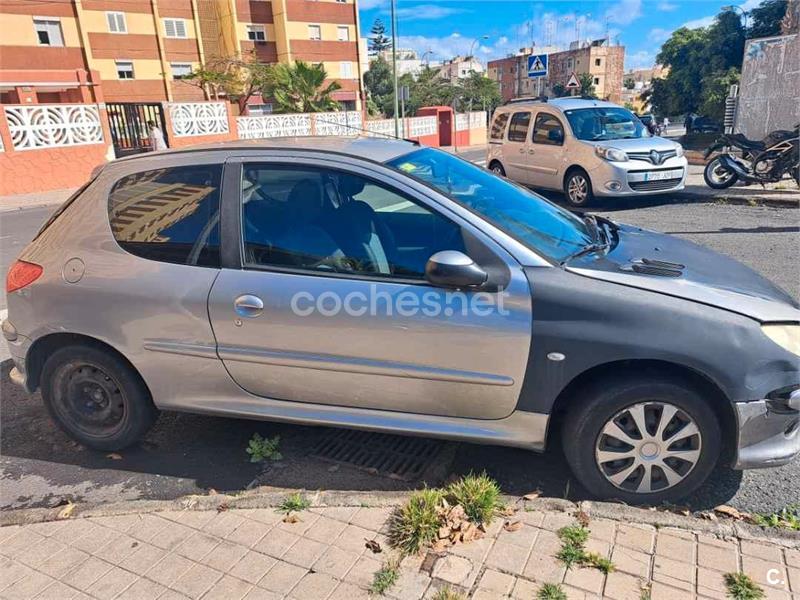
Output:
566,72,581,89
527,54,548,78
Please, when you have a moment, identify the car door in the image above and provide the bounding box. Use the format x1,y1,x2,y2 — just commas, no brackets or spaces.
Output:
503,110,535,183
529,111,568,190
207,155,532,420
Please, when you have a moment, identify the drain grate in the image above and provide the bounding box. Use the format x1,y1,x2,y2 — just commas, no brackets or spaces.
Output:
310,429,445,481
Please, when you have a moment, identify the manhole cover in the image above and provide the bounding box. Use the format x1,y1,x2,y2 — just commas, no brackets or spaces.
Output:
310,429,445,481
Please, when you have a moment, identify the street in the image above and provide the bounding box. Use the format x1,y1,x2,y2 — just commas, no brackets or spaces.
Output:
1,176,798,515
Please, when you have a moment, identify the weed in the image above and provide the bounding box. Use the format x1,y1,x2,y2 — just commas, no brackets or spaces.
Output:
389,487,444,555
369,557,400,596
751,504,800,531
583,552,615,573
277,492,310,514
724,572,765,600
246,433,282,463
556,523,615,573
430,587,465,600
558,524,589,546
445,472,503,524
537,582,567,600
556,542,586,568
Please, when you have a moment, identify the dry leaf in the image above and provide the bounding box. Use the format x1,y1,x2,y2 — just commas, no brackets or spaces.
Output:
106,453,123,460
503,520,523,532
713,505,743,520
57,502,76,519
365,539,382,553
522,490,541,501
216,503,229,513
576,510,590,527
438,526,451,539
208,488,218,496
461,523,478,542
282,512,300,524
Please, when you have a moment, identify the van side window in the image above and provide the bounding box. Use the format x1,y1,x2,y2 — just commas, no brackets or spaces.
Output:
490,113,509,140
507,112,531,142
108,165,223,267
532,113,564,146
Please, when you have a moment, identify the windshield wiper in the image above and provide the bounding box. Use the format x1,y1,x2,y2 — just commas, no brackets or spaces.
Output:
560,241,609,265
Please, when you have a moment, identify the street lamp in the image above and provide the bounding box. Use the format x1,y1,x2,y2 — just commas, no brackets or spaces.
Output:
390,0,400,138
723,5,749,29
468,35,490,73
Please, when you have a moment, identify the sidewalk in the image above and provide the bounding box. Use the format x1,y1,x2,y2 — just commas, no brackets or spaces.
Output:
2,495,798,600
0,189,76,213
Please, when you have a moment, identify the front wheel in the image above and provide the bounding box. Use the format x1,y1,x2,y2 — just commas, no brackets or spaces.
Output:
561,375,721,504
564,169,594,208
489,161,506,177
704,158,738,189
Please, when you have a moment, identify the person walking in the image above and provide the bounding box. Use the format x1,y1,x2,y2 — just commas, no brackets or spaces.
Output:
662,116,670,135
147,120,168,151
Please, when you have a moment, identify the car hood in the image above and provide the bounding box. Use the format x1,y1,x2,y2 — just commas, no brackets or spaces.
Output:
565,223,800,322
582,136,678,152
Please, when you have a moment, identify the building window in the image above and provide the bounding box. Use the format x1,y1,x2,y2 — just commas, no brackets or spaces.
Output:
106,12,127,33
163,18,188,38
340,61,353,78
116,61,135,80
594,77,600,85
246,24,266,41
337,26,349,41
595,58,601,66
308,24,321,40
171,63,192,79
248,103,273,115
34,19,64,47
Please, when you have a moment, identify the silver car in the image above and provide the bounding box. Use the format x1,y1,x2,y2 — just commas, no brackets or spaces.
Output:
4,138,799,504
487,98,688,207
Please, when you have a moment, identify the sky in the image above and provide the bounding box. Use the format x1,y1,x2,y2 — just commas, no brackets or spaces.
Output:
357,0,764,70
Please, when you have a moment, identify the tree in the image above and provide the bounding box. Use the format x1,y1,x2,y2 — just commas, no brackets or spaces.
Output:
184,64,235,100
363,56,395,116
407,66,456,113
578,73,596,97
185,52,273,113
265,61,341,113
624,77,636,90
369,19,392,55
551,83,567,97
457,72,501,112
699,67,740,121
748,0,788,38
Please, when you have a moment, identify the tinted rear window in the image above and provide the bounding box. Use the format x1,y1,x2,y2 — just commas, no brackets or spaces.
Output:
108,165,223,267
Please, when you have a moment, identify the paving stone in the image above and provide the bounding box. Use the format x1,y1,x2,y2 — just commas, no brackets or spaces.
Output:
242,587,282,600
259,560,308,594
649,580,687,600
653,555,696,585
615,524,655,554
562,583,598,599
2,571,55,600
176,510,217,531
332,523,375,555
201,539,250,572
151,520,195,550
0,557,34,589
584,538,611,559
93,534,141,565
511,577,538,599
315,506,361,524
563,566,606,594
292,571,339,599
33,580,82,600
26,521,68,539
742,554,790,592
787,567,800,593
115,577,167,600
201,575,253,600
351,507,393,532
145,552,194,587
344,555,382,588
654,531,695,563
785,549,800,569
740,539,784,563
273,511,320,536
17,538,67,569
328,581,372,600
471,589,500,600
36,546,89,579
447,533,495,564
203,513,247,539
0,529,46,557
254,527,301,559
587,519,616,543
60,556,114,591
524,549,566,584
387,567,432,600
84,566,138,600
498,523,539,549
127,515,169,544
174,532,220,562
171,562,224,599
304,515,350,544
158,590,192,600
539,512,578,532
313,544,360,579
0,525,22,544
431,554,473,585
124,543,168,575
477,568,516,594
485,538,529,575
697,566,728,599
603,571,645,600
229,550,278,584
239,509,284,527
281,536,328,568
225,520,273,549
610,546,651,579
519,510,545,527
697,539,738,573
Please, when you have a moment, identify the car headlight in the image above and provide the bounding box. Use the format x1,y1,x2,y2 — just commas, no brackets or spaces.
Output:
762,324,800,356
595,146,628,162
675,144,685,158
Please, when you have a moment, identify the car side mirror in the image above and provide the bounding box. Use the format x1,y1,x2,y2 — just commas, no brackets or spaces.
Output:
425,251,487,289
548,129,564,143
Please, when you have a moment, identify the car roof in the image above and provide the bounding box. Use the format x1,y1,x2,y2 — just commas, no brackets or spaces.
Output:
497,97,622,113
113,136,419,165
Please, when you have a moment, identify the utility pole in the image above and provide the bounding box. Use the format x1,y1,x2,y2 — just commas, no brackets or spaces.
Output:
391,0,400,138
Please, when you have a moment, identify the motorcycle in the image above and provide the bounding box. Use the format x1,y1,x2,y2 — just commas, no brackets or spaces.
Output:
703,124,799,189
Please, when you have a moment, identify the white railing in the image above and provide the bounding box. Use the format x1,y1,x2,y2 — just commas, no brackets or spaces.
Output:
168,102,229,137
314,111,362,136
4,104,104,150
363,118,396,138
408,116,437,138
455,113,470,131
238,113,313,139
469,111,487,130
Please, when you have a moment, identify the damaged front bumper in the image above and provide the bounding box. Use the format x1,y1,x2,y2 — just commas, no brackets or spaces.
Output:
733,388,800,469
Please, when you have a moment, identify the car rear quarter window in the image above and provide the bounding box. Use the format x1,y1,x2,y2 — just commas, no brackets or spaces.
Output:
507,112,531,142
490,112,509,140
108,164,223,267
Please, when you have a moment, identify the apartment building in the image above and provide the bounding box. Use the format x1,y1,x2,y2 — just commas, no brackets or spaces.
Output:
487,46,557,102
437,56,484,81
0,0,364,110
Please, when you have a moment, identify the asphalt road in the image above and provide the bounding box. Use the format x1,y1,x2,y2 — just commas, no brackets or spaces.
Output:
1,174,799,515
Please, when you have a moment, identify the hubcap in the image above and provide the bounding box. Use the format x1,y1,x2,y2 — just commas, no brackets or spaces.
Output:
568,175,588,203
595,402,702,494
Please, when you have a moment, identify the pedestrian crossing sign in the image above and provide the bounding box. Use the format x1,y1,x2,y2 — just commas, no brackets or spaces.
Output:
527,54,548,78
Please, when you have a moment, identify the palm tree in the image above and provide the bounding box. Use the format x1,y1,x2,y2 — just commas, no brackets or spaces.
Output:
268,61,342,113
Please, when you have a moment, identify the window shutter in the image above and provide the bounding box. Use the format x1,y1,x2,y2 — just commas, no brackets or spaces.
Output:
164,19,176,37
175,20,186,38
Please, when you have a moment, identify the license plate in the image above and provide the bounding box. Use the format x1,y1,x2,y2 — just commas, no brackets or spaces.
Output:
629,169,683,183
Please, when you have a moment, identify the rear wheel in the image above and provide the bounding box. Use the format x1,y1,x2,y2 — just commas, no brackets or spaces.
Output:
704,158,738,189
561,374,720,504
41,345,158,450
489,161,506,177
564,169,594,208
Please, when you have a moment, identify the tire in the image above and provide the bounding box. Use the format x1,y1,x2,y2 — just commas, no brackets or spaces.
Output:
564,169,594,208
561,374,721,505
489,161,506,177
703,158,738,189
41,345,159,451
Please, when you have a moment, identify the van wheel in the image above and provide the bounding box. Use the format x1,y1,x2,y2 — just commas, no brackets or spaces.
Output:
41,345,159,451
561,374,720,504
564,169,594,208
489,161,506,177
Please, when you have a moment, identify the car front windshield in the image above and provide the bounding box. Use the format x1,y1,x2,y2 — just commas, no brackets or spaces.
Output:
385,148,593,263
565,107,650,141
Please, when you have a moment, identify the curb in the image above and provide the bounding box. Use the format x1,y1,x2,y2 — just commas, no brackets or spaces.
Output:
674,191,799,208
3,488,798,548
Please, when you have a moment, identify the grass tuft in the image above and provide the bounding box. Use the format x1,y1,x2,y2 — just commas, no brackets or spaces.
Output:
583,551,615,574
389,487,445,555
246,433,282,463
431,587,466,600
556,523,615,573
369,557,400,596
537,582,567,600
557,524,589,546
277,492,310,514
751,504,800,531
724,573,765,600
445,472,503,524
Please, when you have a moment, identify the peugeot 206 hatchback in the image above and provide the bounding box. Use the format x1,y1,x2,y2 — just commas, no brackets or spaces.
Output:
4,138,799,504
487,98,688,207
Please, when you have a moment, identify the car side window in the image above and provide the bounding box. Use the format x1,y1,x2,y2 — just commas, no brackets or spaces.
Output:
532,113,564,146
507,112,531,142
241,164,465,279
490,113,509,140
108,164,222,267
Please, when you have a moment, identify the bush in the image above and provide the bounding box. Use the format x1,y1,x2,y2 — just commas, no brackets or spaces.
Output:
389,488,444,555
445,472,503,524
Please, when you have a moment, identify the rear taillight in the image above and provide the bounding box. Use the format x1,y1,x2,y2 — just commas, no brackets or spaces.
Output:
6,260,43,293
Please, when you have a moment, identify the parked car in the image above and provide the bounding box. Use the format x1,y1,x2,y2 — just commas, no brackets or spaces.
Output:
687,116,722,134
4,138,799,504
636,113,658,135
487,98,688,207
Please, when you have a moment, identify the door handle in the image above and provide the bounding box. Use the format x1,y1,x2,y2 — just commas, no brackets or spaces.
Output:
527,148,535,154
518,147,526,153
234,294,264,318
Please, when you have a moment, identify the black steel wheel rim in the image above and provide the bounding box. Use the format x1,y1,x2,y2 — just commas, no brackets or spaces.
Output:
52,361,127,438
